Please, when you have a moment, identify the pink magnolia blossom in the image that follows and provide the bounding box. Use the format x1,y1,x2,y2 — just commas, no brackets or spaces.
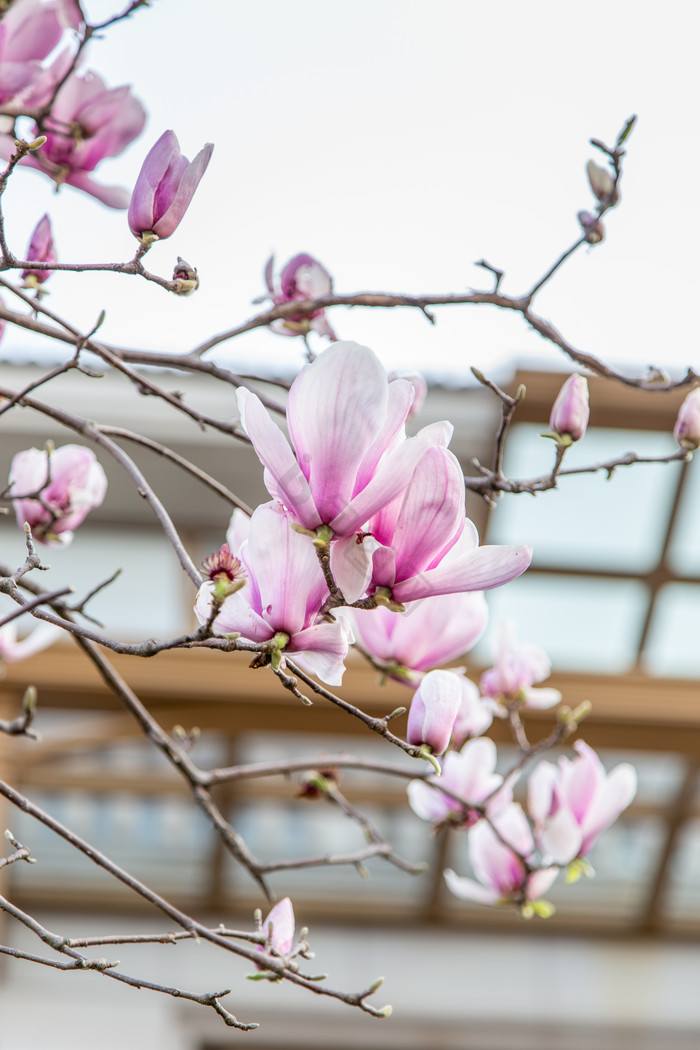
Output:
194,501,352,686
408,737,509,827
0,617,62,664
480,621,561,710
258,897,295,967
9,444,107,546
128,130,213,240
21,213,56,285
549,374,590,443
237,341,447,537
0,0,80,109
451,676,494,746
364,446,532,604
406,669,462,755
444,803,558,908
260,252,336,338
7,70,146,208
343,591,488,681
528,740,637,865
673,388,700,450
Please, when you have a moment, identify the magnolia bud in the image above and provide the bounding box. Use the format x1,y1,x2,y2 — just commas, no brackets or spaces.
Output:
172,257,199,295
549,374,590,444
577,210,605,245
586,160,620,205
673,388,700,450
406,669,462,757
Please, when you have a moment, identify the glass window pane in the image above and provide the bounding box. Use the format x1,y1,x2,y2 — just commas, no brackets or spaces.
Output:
473,574,649,673
668,455,700,575
643,583,700,677
487,426,680,573
0,521,189,639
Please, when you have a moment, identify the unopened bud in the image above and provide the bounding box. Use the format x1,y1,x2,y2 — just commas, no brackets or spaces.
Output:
586,160,620,205
172,257,199,296
577,210,605,244
549,374,590,444
673,388,700,450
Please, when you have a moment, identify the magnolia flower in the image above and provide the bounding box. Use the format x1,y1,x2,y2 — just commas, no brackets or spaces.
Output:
444,803,558,909
128,130,213,240
549,374,590,443
0,618,62,665
9,444,107,546
528,741,637,865
7,70,146,208
450,676,494,746
408,737,509,827
673,388,700,450
22,214,56,286
194,501,352,686
0,0,80,109
238,341,443,537
258,897,295,965
239,342,532,604
260,252,336,338
343,590,488,682
406,669,462,755
480,621,561,710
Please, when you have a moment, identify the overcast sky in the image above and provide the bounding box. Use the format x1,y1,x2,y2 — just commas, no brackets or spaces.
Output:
3,0,699,383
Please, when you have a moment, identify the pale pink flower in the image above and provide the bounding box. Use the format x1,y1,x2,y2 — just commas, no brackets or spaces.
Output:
6,70,146,208
673,388,700,450
444,803,558,907
258,897,295,965
237,341,445,537
480,621,561,710
21,213,56,285
9,444,107,546
343,591,488,681
450,676,494,746
128,130,213,240
408,737,509,827
528,741,637,865
260,252,336,338
406,669,462,755
549,374,590,443
194,501,352,686
0,617,62,664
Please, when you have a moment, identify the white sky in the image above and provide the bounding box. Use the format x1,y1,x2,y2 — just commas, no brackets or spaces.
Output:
3,0,699,382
